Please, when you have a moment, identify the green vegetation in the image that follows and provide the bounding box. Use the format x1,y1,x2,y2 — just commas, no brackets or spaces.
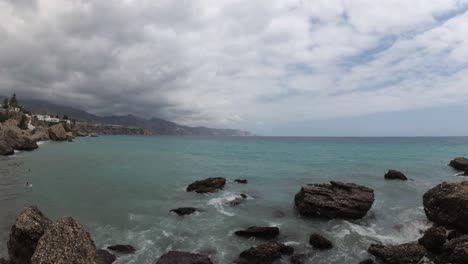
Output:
18,114,28,130
9,93,18,107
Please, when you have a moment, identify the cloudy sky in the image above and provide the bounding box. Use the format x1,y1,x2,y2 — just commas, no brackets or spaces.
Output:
1,0,468,136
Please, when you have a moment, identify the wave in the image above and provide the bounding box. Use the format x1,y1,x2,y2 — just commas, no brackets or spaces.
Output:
208,192,249,216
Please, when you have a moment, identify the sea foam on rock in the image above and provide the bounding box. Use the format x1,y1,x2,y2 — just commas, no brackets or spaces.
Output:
186,177,226,193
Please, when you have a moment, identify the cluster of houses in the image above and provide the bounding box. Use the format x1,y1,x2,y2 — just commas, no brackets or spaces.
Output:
32,114,61,123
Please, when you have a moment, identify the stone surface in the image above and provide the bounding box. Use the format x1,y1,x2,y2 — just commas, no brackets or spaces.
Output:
418,226,447,253
236,242,294,264
290,254,307,264
170,207,203,216
97,250,116,264
29,127,50,142
309,233,333,250
359,259,374,264
384,170,408,180
368,242,426,264
234,226,280,239
107,244,136,254
48,124,68,141
0,122,38,153
225,193,248,207
155,251,213,264
186,177,226,193
449,157,468,171
234,179,248,184
294,181,375,219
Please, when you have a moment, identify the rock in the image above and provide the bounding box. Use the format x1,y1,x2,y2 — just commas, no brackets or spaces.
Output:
234,179,247,184
423,181,468,233
368,242,426,264
234,226,280,239
290,254,307,264
448,242,468,264
0,138,14,155
432,235,468,264
48,124,68,141
236,242,294,264
464,169,468,176
449,157,468,171
65,132,74,141
107,244,136,254
359,259,374,264
170,207,203,216
97,249,116,264
309,233,333,250
418,226,447,253
7,206,52,264
74,131,88,137
89,133,98,137
0,122,38,152
156,251,213,264
225,193,248,207
30,217,101,264
0,258,11,264
384,170,408,180
186,177,226,193
294,181,375,219
448,230,464,240
29,127,50,142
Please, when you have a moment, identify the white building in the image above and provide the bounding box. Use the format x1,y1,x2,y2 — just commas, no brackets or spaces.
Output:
33,114,60,123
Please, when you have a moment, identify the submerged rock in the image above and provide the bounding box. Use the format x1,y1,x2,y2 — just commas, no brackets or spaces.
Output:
418,226,447,253
225,193,248,207
234,179,248,184
48,124,68,141
423,181,468,233
384,170,408,180
294,181,375,219
31,217,101,264
234,226,280,239
368,242,426,264
309,233,333,250
449,157,468,171
97,249,116,264
290,254,307,264
107,244,136,254
186,177,226,193
170,207,203,216
7,206,52,264
156,251,213,264
236,242,294,264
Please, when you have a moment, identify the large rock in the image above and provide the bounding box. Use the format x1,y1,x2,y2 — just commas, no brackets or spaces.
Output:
368,242,426,264
418,226,447,253
29,127,50,142
0,122,38,152
186,177,226,193
236,242,294,264
309,233,333,250
107,244,136,254
384,170,408,180
30,217,101,264
156,251,213,264
234,226,280,239
0,138,14,155
432,235,468,264
294,181,375,219
423,181,468,233
449,157,468,171
170,207,203,216
97,250,116,264
7,207,52,264
48,124,68,141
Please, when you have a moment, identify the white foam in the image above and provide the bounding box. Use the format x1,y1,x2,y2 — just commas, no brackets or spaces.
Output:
208,192,242,216
37,140,50,146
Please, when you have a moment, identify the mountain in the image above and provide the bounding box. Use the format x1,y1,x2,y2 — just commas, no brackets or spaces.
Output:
12,98,252,136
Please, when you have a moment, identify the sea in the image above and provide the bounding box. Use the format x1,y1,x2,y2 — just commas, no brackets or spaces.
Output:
1,136,467,263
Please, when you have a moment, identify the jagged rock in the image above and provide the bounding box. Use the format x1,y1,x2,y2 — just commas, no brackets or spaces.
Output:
359,259,374,264
384,170,408,180
448,230,464,240
236,242,294,264
368,242,426,264
225,193,248,207
234,179,247,184
290,254,307,264
48,124,67,141
170,207,203,216
65,132,74,140
31,217,101,264
0,138,14,155
294,181,375,219
234,226,280,239
423,181,468,233
0,122,38,152
309,233,333,250
97,249,116,264
107,244,136,254
7,206,51,264
29,127,50,142
418,226,447,253
73,130,88,137
449,157,468,171
186,177,226,193
0,258,11,264
156,251,213,264
432,235,468,264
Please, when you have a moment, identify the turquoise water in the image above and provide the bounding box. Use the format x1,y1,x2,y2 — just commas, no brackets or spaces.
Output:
1,136,468,263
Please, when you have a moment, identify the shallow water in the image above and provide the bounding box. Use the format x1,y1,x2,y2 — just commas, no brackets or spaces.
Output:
1,136,467,263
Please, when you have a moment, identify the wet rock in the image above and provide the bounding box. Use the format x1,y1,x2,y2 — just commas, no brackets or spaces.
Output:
423,181,468,233
384,170,408,180
449,157,468,171
234,226,280,239
107,244,136,254
309,233,333,250
0,258,11,264
234,179,247,184
225,193,248,207
31,217,101,264
418,226,447,253
448,230,464,240
368,242,426,264
236,242,294,264
156,251,213,264
186,177,226,193
359,259,374,264
48,124,68,141
7,206,52,264
433,235,468,264
290,254,307,264
294,181,375,219
170,207,203,216
97,249,116,264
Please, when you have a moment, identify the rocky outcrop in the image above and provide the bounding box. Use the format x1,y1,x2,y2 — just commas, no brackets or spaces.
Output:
0,138,14,155
431,235,468,264
186,177,226,193
290,254,307,264
309,233,333,250
156,251,213,264
234,179,247,184
418,226,447,253
97,249,116,264
48,124,68,141
234,226,279,239
368,242,426,264
7,207,51,264
0,121,38,152
30,217,101,264
423,181,468,233
294,181,375,219
359,259,374,264
384,170,408,180
236,242,294,264
29,127,50,142
107,244,136,254
170,207,203,216
449,157,468,171
225,193,248,207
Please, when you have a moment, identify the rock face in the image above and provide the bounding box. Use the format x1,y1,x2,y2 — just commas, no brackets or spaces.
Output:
236,242,294,264
234,226,280,239
423,181,468,233
156,251,213,264
449,157,468,171
170,207,203,216
418,226,447,253
290,254,307,264
97,249,116,264
368,243,426,264
0,122,38,152
186,177,226,193
309,233,333,250
294,181,375,219
0,138,14,155
384,170,408,180
432,235,468,264
107,244,136,254
7,207,52,264
29,127,50,142
48,124,68,141
30,217,101,264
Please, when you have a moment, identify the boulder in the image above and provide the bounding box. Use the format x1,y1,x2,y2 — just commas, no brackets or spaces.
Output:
107,244,136,254
170,207,203,216
97,249,116,264
0,138,14,155
186,177,226,193
65,132,74,141
449,157,468,171
294,181,375,219
234,226,280,239
7,206,52,264
0,258,11,264
48,124,67,141
236,242,294,264
0,122,38,152
290,254,307,264
359,259,374,264
418,226,447,253
432,235,468,264
309,233,333,250
384,170,408,180
234,179,248,184
368,242,426,264
423,181,468,233
225,193,248,207
155,251,213,264
30,217,101,264
29,127,50,142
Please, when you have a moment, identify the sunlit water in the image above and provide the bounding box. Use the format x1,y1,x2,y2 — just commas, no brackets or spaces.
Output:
1,136,468,263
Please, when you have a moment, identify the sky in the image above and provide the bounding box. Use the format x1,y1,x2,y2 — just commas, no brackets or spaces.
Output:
1,0,468,136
